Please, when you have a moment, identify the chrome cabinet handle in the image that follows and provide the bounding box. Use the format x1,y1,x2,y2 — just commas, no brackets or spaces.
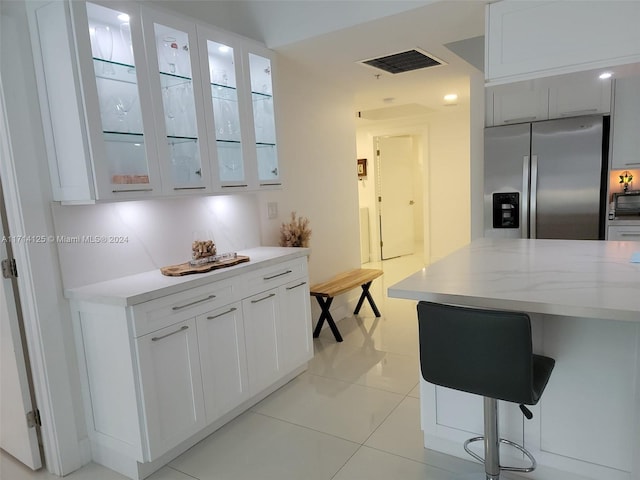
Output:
251,293,276,304
172,294,216,310
624,162,640,166
173,186,206,190
263,270,292,280
151,325,188,341
113,188,153,193
620,232,640,237
207,307,237,320
504,116,536,124
286,281,306,290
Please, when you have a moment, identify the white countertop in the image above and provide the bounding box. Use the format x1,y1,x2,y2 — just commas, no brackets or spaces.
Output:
388,238,640,322
65,247,310,307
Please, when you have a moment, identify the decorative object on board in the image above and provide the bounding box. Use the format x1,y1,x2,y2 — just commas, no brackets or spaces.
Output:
192,239,217,260
357,158,367,177
279,211,311,248
161,255,250,276
620,170,634,192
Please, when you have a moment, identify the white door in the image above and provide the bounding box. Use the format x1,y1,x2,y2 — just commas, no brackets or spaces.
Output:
377,136,415,260
0,198,42,469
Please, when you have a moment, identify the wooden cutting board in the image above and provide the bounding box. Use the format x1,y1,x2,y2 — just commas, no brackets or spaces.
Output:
161,255,250,276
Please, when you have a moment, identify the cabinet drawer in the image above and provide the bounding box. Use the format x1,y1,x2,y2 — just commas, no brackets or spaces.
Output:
608,225,640,241
132,279,237,337
243,258,307,297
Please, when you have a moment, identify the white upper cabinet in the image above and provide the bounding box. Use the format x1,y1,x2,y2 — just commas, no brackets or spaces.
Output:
30,0,281,202
246,48,280,187
140,8,212,195
611,76,640,170
485,1,640,85
488,82,549,126
485,73,611,127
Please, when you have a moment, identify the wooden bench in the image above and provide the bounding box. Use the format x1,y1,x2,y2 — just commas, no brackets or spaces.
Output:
309,268,383,342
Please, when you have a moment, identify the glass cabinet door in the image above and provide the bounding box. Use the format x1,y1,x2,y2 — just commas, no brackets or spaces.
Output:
142,9,210,193
204,39,246,185
248,52,280,186
85,2,156,193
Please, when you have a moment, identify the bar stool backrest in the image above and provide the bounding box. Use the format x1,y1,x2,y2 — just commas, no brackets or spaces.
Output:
417,301,536,405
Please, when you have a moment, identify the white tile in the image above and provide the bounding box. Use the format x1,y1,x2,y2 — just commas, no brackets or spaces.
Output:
146,466,196,480
408,382,420,398
0,451,129,480
309,328,420,395
332,446,459,480
169,411,359,480
252,373,404,443
365,397,481,475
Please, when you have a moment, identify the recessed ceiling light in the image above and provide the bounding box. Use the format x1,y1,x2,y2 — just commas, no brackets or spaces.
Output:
599,72,613,79
117,13,130,22
444,93,458,102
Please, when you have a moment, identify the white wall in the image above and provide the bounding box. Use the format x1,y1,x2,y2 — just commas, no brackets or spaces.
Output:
356,103,472,265
255,54,362,283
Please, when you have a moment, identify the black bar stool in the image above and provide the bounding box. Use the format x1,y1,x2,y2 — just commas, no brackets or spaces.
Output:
417,301,555,480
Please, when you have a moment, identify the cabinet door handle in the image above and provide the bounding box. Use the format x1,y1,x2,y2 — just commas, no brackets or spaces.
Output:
151,325,188,341
260,183,282,187
620,232,640,237
560,108,597,117
172,294,216,310
503,116,536,124
112,188,153,193
251,293,276,304
263,270,292,280
174,186,206,191
222,184,248,188
207,307,237,320
286,281,306,290
624,162,640,166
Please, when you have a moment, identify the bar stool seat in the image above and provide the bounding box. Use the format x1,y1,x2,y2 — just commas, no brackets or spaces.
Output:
417,301,555,480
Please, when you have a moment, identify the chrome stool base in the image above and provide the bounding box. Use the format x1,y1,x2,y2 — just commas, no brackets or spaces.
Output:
464,436,537,474
462,397,537,480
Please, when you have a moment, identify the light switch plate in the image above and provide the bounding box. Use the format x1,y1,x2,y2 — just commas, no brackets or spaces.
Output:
267,202,278,219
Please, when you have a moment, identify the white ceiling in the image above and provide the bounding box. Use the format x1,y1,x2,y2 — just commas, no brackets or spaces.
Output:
151,0,487,116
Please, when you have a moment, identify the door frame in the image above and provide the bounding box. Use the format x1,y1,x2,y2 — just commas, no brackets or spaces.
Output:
0,178,43,469
0,76,82,474
366,126,429,263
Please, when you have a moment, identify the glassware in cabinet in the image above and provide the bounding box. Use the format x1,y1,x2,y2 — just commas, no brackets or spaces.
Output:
85,2,158,193
248,52,280,186
206,39,245,184
142,9,211,194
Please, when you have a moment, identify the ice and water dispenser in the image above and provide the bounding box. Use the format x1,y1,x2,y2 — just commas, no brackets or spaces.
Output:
492,193,519,228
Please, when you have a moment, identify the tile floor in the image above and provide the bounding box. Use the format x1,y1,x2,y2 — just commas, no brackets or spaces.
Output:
2,254,528,480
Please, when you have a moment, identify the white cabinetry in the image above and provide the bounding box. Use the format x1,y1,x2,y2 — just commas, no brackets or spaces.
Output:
611,76,640,170
486,74,611,127
196,302,249,423
135,318,206,460
608,225,640,241
69,252,312,479
29,0,280,202
485,1,640,85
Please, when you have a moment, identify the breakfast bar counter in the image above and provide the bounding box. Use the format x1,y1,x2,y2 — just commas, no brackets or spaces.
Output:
388,238,640,480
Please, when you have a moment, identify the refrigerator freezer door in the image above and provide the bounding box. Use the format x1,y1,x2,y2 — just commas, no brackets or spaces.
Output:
484,123,531,238
531,116,604,240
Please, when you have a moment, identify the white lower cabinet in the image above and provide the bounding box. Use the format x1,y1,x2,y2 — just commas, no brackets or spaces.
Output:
608,225,640,241
243,288,282,396
70,254,312,479
135,318,206,460
196,302,249,423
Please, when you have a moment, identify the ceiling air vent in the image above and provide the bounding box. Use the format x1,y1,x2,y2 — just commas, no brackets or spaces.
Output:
360,48,445,75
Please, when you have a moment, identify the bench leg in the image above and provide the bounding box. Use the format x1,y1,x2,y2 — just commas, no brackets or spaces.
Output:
312,296,343,342
354,281,381,317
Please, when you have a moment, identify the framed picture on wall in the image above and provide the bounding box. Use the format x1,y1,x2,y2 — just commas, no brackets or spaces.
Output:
357,158,367,177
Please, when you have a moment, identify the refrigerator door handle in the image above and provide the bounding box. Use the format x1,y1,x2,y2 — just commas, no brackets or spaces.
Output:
530,155,538,239
522,156,530,239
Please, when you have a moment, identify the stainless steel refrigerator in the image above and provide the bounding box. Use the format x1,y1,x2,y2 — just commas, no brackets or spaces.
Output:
484,115,608,240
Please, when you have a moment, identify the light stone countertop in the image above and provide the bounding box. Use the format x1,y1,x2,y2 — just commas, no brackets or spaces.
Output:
64,246,310,307
388,238,640,322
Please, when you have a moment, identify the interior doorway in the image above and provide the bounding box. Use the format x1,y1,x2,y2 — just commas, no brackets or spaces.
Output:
375,135,424,260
